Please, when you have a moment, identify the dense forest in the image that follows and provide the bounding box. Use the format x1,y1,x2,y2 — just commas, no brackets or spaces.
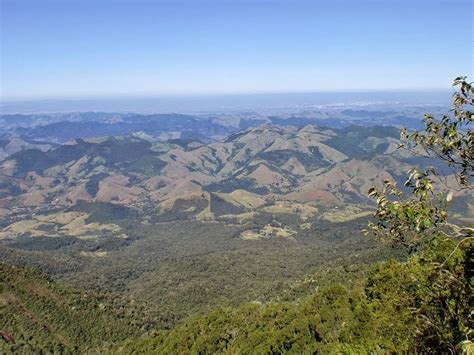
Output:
111,236,471,353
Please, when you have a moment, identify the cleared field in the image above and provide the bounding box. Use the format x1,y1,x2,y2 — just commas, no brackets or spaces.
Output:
240,223,297,241
0,211,123,239
321,205,373,223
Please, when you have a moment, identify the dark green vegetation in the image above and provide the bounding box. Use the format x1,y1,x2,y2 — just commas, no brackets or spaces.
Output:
0,263,159,353
0,213,399,353
112,237,472,353
2,227,471,353
9,137,165,178
0,217,394,330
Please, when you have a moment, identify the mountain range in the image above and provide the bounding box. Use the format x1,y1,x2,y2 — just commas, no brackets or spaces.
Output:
0,107,430,144
0,124,469,242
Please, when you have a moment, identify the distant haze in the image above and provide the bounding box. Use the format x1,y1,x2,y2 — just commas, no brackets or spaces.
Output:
0,91,451,115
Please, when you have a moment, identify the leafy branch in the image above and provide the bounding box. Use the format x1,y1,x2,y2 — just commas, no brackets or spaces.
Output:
400,77,473,187
365,168,449,248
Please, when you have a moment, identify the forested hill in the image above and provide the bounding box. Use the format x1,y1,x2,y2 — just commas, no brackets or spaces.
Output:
1,235,471,353
0,263,158,353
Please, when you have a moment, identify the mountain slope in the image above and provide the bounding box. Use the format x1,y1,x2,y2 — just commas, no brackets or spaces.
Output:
0,262,158,353
0,124,469,236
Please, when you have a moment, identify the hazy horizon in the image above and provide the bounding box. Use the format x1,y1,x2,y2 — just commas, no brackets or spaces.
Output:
0,89,452,114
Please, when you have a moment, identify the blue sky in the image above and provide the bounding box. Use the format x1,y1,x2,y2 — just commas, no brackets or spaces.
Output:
1,0,472,100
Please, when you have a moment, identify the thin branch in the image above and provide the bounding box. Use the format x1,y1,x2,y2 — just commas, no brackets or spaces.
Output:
438,237,474,269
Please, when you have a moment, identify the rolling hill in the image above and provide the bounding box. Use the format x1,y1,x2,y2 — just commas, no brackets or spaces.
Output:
0,124,469,237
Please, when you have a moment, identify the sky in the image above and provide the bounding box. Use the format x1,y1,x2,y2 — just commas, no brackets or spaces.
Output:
1,0,473,100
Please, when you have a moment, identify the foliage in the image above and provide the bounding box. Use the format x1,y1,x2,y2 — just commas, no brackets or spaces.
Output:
110,236,472,354
0,263,159,353
366,168,448,248
401,76,473,186
0,218,392,330
367,76,474,350
2,233,470,353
